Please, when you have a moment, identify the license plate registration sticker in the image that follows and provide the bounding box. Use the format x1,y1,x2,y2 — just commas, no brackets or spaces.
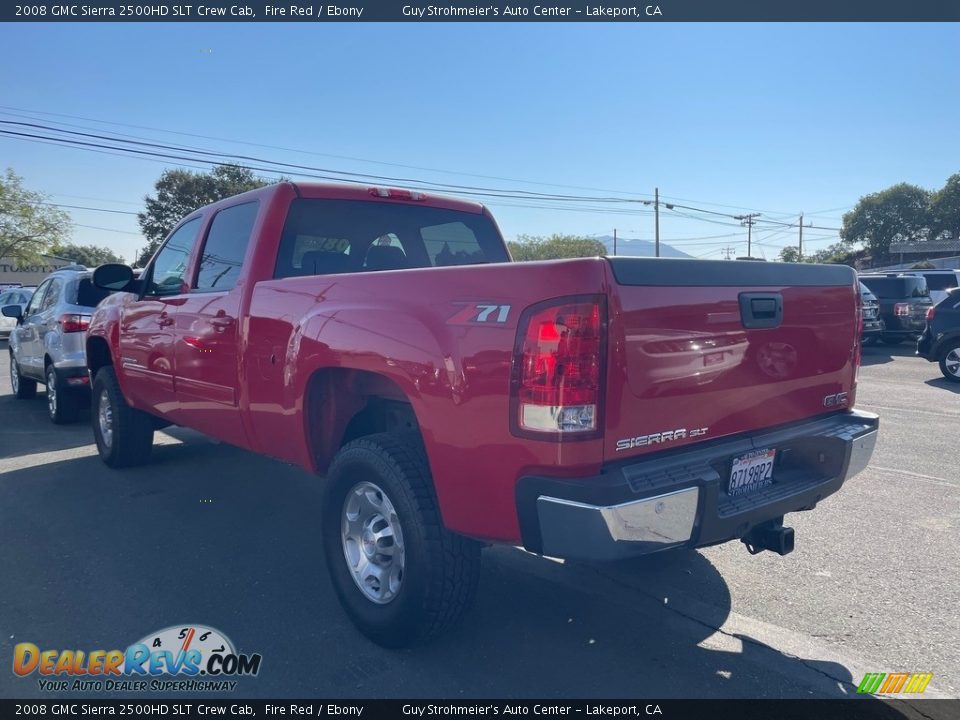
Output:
728,449,776,496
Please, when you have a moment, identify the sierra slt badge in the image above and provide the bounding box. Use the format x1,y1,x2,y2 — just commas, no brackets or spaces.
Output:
616,427,709,452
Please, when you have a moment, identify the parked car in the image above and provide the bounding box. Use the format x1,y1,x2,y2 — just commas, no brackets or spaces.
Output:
917,287,960,382
908,269,960,305
86,182,877,647
859,281,884,345
858,273,933,345
0,287,35,340
3,266,110,423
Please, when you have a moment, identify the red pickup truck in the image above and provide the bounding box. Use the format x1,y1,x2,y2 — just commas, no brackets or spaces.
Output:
87,182,878,646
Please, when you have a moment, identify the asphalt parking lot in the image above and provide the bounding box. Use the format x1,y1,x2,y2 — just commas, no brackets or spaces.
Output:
0,341,957,705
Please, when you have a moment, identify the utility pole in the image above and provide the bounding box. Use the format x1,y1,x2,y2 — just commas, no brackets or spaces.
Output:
613,228,617,257
654,187,661,258
721,246,735,260
734,213,761,258
798,213,803,260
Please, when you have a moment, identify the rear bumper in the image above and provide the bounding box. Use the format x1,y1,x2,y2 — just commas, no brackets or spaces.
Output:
517,410,879,562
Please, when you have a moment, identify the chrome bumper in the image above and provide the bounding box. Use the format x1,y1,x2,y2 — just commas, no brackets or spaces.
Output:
537,488,700,560
529,410,879,562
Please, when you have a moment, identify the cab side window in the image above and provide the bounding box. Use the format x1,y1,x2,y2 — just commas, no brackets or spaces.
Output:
40,278,62,312
147,218,203,296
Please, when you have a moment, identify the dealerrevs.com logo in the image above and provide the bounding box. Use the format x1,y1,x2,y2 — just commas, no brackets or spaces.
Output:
13,624,262,693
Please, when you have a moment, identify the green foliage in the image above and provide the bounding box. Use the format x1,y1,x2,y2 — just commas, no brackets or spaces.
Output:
930,172,960,242
910,261,937,269
778,246,802,263
507,234,607,261
49,241,123,267
840,183,931,260
0,168,72,262
137,165,270,265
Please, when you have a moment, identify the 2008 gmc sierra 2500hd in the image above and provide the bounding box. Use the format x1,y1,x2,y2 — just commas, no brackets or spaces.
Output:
86,182,878,646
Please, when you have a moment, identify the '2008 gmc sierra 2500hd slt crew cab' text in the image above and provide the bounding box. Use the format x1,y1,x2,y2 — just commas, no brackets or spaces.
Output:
86,182,878,647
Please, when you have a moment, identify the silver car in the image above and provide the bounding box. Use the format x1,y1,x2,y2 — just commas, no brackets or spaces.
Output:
0,287,35,339
3,267,110,423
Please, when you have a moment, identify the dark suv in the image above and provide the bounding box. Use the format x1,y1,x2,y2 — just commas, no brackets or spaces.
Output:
859,281,884,345
858,274,933,345
917,288,960,382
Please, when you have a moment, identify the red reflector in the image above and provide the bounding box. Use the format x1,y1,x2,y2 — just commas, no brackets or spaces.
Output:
926,307,935,321
513,297,605,435
368,187,425,201
59,314,90,333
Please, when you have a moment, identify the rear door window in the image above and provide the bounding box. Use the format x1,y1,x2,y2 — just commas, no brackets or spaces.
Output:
195,201,259,292
39,278,62,312
274,199,508,278
924,273,959,292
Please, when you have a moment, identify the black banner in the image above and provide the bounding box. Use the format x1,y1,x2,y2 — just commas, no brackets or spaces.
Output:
1,700,959,720
2,0,960,22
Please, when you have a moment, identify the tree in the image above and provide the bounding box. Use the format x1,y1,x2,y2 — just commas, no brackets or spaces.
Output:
49,240,123,267
507,234,607,261
0,168,72,262
137,165,270,265
778,246,802,263
840,183,931,261
930,172,960,242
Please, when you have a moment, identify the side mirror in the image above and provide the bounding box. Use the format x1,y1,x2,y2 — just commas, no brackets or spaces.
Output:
94,263,136,292
1,304,22,320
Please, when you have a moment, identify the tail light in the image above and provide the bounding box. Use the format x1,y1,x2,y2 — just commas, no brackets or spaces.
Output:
926,307,936,321
59,314,91,333
368,187,425,201
510,295,606,438
894,303,910,317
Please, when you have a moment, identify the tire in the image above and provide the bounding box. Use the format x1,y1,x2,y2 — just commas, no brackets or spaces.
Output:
322,432,481,647
880,335,905,346
92,366,155,467
938,341,960,383
9,351,36,399
46,365,81,424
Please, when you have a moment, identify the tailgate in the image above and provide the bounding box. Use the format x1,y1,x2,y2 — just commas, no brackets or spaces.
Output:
604,259,859,461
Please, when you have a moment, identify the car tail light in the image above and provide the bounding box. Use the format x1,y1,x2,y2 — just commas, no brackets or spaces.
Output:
368,187,425,201
59,314,91,333
894,303,910,317
511,296,606,438
926,307,936,321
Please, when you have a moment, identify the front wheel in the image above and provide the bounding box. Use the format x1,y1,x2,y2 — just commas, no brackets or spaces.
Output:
46,366,81,424
322,432,481,647
92,366,155,467
939,342,960,383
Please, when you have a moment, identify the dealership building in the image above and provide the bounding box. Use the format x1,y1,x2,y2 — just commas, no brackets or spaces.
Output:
0,254,76,287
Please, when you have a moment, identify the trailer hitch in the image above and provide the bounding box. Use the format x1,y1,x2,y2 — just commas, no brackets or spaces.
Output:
741,517,795,556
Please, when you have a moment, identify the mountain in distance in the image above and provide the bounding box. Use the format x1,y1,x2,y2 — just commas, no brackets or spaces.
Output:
594,235,692,259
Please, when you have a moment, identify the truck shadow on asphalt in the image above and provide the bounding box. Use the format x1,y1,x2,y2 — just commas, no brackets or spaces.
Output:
924,377,960,394
0,433,916,714
860,343,918,366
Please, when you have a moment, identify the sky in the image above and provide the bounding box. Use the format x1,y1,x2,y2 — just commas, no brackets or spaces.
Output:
1,22,959,262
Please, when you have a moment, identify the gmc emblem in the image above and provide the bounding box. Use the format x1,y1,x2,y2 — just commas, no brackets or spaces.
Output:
823,392,849,408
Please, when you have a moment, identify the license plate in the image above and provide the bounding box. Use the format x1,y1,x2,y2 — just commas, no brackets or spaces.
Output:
728,449,775,496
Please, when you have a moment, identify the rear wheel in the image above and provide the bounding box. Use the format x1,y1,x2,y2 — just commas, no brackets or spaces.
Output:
938,342,960,383
9,352,36,399
322,432,481,647
92,366,155,467
880,335,905,346
46,365,81,424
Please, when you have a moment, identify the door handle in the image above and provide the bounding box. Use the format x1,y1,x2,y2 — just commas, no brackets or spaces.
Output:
738,292,783,329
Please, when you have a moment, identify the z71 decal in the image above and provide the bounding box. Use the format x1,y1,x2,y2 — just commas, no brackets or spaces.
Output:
447,303,512,326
